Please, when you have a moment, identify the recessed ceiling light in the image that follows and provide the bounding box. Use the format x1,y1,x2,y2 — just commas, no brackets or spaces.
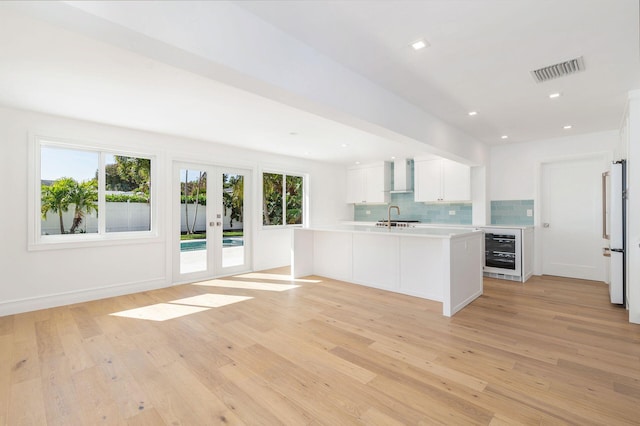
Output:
549,92,561,99
468,111,478,116
563,125,572,130
391,156,396,160
411,39,428,50
341,143,348,148
303,151,310,155
355,161,361,165
501,135,509,140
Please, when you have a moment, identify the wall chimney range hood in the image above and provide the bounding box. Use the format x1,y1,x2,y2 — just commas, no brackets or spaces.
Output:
390,158,413,193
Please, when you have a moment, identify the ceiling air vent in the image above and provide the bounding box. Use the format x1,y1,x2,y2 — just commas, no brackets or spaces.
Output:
530,56,585,83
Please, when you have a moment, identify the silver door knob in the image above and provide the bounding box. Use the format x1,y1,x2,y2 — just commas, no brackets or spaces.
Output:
543,223,550,228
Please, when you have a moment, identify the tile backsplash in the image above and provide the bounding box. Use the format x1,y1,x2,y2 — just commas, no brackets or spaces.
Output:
353,197,535,226
351,160,532,226
353,192,472,225
490,199,534,225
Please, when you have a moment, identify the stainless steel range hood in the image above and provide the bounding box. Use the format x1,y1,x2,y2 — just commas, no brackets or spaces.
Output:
390,158,413,193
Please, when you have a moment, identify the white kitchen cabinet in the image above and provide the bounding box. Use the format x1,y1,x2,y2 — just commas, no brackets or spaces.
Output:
346,168,365,203
292,227,484,317
414,158,470,202
352,233,399,291
522,227,534,282
346,162,391,204
399,237,444,301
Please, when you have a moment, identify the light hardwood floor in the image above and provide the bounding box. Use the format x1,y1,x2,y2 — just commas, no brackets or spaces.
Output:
1,269,639,425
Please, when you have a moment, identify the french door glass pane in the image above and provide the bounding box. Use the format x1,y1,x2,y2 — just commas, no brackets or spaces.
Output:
222,173,244,268
180,168,207,274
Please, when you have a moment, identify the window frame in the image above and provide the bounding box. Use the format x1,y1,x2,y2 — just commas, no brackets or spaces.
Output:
29,135,159,250
261,170,306,229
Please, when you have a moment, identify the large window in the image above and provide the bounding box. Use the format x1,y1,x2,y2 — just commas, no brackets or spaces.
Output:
37,140,153,242
262,172,304,226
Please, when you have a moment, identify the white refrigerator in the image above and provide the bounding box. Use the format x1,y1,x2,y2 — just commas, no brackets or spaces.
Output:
605,160,626,305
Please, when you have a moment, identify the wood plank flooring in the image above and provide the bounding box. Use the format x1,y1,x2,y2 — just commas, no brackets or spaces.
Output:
1,269,639,425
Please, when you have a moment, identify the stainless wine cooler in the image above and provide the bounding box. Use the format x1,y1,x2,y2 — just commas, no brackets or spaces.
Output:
483,228,522,279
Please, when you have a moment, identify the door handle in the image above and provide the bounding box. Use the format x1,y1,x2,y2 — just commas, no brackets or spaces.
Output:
603,247,611,257
542,223,550,228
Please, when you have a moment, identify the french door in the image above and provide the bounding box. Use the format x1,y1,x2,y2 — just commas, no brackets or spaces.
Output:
174,162,250,281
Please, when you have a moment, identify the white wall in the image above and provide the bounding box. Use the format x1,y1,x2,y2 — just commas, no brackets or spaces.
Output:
0,106,350,315
489,130,618,200
489,130,618,277
471,165,488,225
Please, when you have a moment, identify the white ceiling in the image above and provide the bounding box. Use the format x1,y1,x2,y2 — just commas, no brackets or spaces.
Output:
0,1,638,165
238,0,640,144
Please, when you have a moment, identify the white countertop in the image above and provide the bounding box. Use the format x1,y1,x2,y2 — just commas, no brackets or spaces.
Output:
299,224,481,238
341,221,534,230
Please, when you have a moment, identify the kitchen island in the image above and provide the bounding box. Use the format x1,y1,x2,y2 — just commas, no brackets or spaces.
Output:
292,225,483,316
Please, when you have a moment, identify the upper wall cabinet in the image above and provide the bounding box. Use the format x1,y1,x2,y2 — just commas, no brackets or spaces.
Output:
346,162,391,204
414,158,470,202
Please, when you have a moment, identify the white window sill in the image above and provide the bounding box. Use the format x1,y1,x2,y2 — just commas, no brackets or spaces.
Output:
28,232,162,251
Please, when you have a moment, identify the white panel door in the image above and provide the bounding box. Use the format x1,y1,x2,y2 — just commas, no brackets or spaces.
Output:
541,158,606,281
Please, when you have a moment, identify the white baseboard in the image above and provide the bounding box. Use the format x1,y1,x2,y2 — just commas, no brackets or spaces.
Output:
0,278,170,317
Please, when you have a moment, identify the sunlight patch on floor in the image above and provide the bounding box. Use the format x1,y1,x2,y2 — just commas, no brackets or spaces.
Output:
110,293,254,321
233,272,322,283
171,293,253,308
193,279,300,292
110,303,210,321
109,270,312,322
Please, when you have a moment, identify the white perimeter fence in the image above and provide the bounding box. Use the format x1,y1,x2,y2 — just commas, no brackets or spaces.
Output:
41,202,243,235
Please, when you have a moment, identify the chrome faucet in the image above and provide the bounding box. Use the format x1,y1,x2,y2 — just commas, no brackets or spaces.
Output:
387,205,400,228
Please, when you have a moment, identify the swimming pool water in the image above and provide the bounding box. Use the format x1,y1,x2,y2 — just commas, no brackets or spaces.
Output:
180,238,243,252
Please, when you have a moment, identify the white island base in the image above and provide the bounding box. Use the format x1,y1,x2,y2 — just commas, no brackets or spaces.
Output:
292,226,484,317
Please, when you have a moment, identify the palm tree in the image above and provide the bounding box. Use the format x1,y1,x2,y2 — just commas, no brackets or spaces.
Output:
41,177,75,234
263,173,283,225
223,174,244,227
181,170,207,235
68,180,98,234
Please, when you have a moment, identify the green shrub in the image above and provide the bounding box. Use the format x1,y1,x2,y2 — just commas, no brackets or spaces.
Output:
105,194,149,203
